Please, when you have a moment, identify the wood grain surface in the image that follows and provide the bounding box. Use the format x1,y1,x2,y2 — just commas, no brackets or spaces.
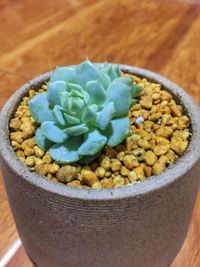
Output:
0,0,200,266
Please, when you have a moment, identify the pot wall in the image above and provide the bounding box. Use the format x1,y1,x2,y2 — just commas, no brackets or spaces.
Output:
1,156,199,267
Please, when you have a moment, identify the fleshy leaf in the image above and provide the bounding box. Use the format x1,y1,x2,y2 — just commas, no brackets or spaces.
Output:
75,60,101,87
104,117,130,147
59,91,69,109
98,72,111,90
28,93,55,123
106,81,131,116
66,83,83,93
99,62,110,73
82,90,90,104
63,124,89,136
47,81,67,106
49,136,83,163
113,65,121,76
69,89,83,98
85,80,106,105
41,121,68,143
79,150,102,164
63,113,80,124
82,104,98,123
131,99,138,105
100,64,121,81
50,67,75,82
130,84,143,98
52,105,66,126
35,128,54,150
96,102,115,130
115,76,133,87
78,129,107,156
68,98,85,114
108,66,118,80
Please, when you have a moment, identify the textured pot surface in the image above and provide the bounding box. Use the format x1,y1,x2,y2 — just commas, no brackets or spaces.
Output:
0,65,200,267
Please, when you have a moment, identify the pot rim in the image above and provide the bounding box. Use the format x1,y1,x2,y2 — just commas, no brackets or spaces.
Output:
0,64,200,201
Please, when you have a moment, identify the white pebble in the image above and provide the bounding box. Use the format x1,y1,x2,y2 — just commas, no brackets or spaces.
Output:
135,116,144,126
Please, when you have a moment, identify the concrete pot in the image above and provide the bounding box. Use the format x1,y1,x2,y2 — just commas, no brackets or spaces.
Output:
0,65,200,267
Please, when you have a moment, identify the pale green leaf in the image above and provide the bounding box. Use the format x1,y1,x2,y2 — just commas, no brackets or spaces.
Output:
52,105,66,126
47,81,67,106
41,121,68,143
106,80,131,116
78,129,107,156
35,128,54,150
50,67,75,82
28,93,55,123
63,124,89,136
86,80,106,105
49,136,83,163
96,102,115,130
104,117,130,147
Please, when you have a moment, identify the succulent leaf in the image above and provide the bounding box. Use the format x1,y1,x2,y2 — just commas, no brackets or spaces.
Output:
86,80,106,105
99,62,110,72
82,90,90,104
35,128,54,150
63,124,89,136
68,97,85,114
131,99,138,105
47,81,67,106
70,89,83,98
50,67,75,82
79,150,102,164
96,102,115,130
104,117,130,147
130,84,143,98
49,136,83,163
82,104,98,123
28,93,55,123
78,129,107,156
52,105,66,126
115,76,133,87
59,91,69,109
75,60,101,87
113,65,121,76
108,66,119,80
29,60,143,163
41,121,69,143
66,83,83,93
63,113,80,125
106,80,131,116
98,73,111,89
100,63,121,80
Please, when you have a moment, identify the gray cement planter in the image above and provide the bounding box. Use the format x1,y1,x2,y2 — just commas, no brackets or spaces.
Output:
0,65,200,267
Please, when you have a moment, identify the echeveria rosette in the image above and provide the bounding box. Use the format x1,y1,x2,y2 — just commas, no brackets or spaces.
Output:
28,60,143,163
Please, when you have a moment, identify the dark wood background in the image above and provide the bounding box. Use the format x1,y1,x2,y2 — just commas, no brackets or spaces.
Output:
0,0,199,266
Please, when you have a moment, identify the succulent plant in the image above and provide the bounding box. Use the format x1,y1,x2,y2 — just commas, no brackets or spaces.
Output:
29,60,143,163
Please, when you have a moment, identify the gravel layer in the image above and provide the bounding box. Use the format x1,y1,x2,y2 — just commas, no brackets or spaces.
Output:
9,75,191,188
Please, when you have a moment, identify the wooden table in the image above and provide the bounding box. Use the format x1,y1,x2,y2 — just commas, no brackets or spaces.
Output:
0,0,200,266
